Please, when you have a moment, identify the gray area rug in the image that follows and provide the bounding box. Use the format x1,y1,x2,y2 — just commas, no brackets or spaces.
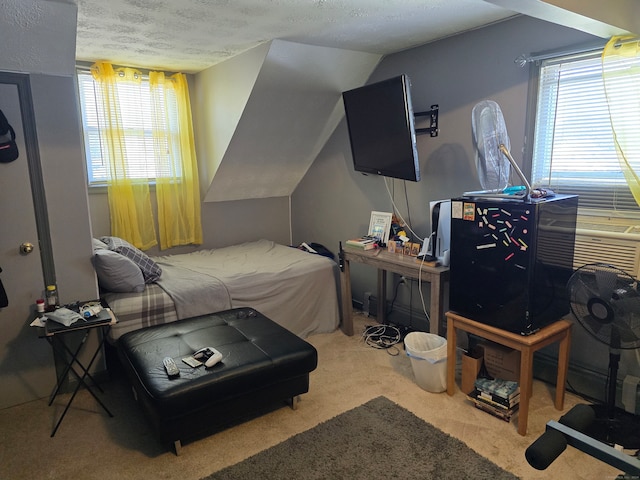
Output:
202,396,519,480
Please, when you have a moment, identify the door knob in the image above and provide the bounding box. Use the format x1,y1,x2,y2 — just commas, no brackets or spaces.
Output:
19,242,34,255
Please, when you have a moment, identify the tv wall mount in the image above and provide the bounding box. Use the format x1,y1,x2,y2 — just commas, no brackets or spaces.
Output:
415,105,439,137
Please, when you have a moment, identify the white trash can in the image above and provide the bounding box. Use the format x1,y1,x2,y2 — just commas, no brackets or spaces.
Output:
404,332,448,393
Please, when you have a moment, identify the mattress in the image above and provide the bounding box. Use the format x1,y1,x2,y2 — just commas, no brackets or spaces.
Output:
103,239,340,342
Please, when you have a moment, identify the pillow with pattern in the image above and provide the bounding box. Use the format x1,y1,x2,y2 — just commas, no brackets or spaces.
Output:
100,236,162,283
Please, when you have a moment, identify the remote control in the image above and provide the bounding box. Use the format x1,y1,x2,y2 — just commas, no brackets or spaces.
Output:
163,357,180,377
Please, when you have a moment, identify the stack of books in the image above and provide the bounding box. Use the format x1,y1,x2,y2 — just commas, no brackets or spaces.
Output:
468,377,520,422
345,236,378,250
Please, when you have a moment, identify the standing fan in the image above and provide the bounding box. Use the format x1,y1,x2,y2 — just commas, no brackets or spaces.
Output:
567,262,640,448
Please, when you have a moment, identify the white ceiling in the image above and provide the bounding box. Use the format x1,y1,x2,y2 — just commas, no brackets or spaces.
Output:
66,0,517,73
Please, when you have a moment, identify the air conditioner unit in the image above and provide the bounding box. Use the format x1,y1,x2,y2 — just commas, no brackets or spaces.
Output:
572,217,640,278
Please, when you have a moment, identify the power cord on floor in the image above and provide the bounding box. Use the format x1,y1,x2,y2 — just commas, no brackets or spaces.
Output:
362,324,402,356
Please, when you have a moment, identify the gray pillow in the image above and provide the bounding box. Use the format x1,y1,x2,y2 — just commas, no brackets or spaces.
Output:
100,236,162,283
92,249,145,293
92,238,108,251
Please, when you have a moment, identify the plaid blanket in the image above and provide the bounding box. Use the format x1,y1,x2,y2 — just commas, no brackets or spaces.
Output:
103,283,178,343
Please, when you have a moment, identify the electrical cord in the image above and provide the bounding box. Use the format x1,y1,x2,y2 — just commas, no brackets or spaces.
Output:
362,324,402,356
386,280,403,316
415,256,432,324
382,176,436,327
384,177,423,242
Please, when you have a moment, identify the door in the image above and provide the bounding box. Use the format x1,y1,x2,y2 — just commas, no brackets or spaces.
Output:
0,73,56,408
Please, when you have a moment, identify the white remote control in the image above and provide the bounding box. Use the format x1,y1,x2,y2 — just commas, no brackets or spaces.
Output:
163,357,180,377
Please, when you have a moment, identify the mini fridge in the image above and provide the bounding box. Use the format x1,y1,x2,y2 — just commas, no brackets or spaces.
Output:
449,194,578,335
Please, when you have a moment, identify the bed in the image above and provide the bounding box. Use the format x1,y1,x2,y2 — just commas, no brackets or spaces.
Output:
93,238,341,342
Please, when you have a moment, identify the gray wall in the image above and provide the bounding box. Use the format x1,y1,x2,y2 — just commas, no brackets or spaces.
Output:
294,15,597,301
292,16,615,394
0,0,98,407
89,193,291,257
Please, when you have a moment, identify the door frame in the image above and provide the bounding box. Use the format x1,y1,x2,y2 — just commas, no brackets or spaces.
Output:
1,71,55,286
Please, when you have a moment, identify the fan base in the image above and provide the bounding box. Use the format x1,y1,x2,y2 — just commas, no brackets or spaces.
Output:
585,404,640,450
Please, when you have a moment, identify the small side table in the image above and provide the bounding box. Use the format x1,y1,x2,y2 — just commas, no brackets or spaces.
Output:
445,311,572,436
41,301,117,437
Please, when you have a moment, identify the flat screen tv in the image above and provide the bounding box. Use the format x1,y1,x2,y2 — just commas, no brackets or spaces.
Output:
342,74,420,182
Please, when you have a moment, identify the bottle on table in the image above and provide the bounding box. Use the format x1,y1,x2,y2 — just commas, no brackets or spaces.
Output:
45,285,59,312
36,298,45,318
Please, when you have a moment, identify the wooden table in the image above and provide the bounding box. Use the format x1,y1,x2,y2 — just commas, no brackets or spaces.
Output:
446,311,572,435
339,245,450,336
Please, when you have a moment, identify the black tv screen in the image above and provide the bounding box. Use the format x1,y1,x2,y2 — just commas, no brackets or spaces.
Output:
342,74,420,182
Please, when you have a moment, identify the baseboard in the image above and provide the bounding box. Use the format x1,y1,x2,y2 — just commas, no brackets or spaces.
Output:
534,352,640,416
353,294,430,332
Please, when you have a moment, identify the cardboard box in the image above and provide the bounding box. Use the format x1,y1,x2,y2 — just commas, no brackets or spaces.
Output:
461,346,484,394
482,341,520,382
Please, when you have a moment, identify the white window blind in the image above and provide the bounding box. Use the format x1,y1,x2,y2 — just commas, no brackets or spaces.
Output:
76,68,180,186
531,49,640,213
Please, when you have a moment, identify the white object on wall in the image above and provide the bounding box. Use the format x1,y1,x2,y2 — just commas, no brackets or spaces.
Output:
428,199,451,265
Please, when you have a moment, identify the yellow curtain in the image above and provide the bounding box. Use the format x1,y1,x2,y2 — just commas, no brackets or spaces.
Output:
149,72,203,249
602,36,640,206
91,61,158,250
91,62,203,250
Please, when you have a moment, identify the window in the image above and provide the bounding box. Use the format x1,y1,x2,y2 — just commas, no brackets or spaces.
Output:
77,68,180,186
530,47,640,214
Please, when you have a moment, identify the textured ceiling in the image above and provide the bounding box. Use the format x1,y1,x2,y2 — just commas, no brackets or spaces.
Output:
63,0,516,73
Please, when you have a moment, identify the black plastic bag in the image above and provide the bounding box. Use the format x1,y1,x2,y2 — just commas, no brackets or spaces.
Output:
0,109,19,163
0,268,8,308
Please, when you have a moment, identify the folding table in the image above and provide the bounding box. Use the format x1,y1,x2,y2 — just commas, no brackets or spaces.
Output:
42,302,116,437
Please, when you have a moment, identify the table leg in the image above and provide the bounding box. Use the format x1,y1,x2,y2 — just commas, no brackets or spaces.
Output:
378,269,387,324
430,275,441,336
340,258,354,336
447,315,457,396
555,329,571,410
66,335,113,416
50,334,114,436
48,331,105,402
518,347,534,436
47,331,106,403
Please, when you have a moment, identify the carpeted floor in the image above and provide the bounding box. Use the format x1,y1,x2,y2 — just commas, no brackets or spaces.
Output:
0,312,623,479
204,396,518,480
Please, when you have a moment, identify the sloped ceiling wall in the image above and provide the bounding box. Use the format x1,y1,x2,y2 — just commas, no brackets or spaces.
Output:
193,40,381,202
487,0,637,37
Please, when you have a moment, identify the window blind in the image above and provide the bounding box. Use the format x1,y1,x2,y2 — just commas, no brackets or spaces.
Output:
76,69,178,185
531,49,640,213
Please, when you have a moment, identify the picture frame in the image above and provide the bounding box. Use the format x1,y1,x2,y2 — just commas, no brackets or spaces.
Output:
368,211,393,243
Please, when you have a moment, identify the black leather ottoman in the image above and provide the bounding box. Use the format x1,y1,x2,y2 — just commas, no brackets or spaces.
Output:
117,307,318,454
